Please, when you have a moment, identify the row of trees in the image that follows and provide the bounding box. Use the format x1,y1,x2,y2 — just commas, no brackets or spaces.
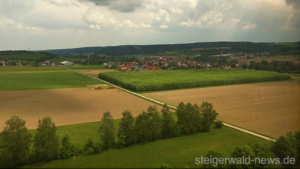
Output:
0,102,219,168
100,102,218,149
0,116,62,168
243,60,300,73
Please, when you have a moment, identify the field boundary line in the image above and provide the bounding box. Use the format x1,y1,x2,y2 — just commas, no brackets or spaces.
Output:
61,66,276,142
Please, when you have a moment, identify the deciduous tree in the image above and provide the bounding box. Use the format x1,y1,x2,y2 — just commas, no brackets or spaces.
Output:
200,102,218,131
98,111,115,149
34,117,59,162
117,110,136,147
0,116,31,168
161,104,178,138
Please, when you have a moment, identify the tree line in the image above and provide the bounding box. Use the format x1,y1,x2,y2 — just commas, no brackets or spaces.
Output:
0,102,219,168
243,60,300,73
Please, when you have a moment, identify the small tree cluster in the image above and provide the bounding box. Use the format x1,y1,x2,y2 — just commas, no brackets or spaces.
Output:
273,131,300,167
176,102,218,134
83,137,101,155
59,134,78,159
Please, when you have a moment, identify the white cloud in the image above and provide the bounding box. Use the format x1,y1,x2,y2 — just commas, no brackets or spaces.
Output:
232,19,240,23
116,20,151,29
89,24,100,30
0,0,299,50
160,24,168,29
243,24,257,30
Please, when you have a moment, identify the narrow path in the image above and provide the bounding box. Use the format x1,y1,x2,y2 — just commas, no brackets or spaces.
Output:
62,66,276,142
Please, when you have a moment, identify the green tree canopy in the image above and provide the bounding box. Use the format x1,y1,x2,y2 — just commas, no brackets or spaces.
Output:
98,112,115,149
0,116,31,168
118,110,136,147
34,116,59,162
161,104,178,138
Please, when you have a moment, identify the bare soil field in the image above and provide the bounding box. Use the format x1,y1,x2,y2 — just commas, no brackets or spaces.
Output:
77,69,118,78
143,81,300,138
0,88,161,129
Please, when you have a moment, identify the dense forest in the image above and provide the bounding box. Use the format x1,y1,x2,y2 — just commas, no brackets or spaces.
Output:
44,42,300,57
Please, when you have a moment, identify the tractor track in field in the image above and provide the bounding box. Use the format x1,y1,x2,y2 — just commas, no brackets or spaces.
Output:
62,66,276,142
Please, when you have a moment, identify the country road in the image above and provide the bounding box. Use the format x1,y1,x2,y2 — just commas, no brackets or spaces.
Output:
62,66,276,142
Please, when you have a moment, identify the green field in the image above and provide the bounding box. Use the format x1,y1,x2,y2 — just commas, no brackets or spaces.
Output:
99,69,291,92
65,65,106,70
0,66,64,72
27,122,270,168
0,67,103,91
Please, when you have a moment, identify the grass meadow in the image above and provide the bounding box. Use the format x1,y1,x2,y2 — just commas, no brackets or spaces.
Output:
0,66,103,91
99,69,291,92
27,121,271,168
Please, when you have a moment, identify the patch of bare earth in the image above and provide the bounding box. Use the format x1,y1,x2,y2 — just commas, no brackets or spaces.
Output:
143,81,300,138
77,69,118,78
0,88,161,129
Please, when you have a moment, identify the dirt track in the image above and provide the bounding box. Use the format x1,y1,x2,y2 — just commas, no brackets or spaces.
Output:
77,69,118,78
143,81,300,138
0,88,161,129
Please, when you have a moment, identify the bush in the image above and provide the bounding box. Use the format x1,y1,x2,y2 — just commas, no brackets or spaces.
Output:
59,134,77,159
83,138,102,155
214,120,223,129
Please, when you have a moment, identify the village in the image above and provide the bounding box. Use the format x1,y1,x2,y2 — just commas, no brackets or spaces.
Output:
103,52,257,71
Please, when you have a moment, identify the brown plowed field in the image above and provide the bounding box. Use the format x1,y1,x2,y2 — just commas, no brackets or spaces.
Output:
143,81,300,138
0,88,161,129
77,69,118,77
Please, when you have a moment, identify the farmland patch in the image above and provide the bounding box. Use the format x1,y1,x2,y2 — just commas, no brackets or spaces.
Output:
143,81,300,138
65,65,106,70
0,88,162,130
77,69,118,78
0,70,103,91
99,69,291,92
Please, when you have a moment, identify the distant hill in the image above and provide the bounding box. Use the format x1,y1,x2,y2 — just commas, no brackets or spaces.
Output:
44,42,275,56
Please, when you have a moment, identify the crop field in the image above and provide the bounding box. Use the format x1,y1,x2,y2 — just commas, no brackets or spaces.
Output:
99,69,291,92
0,70,104,91
65,65,106,70
0,88,162,130
28,124,270,168
77,69,118,78
143,81,300,138
0,66,64,71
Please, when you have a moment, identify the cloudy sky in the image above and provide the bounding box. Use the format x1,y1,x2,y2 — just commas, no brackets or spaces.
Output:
0,0,299,50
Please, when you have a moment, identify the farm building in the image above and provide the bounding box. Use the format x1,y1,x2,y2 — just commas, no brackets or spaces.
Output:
60,61,73,66
0,59,5,66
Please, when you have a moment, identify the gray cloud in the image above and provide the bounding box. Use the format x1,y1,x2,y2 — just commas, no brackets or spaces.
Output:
0,0,299,51
86,0,144,13
286,0,300,9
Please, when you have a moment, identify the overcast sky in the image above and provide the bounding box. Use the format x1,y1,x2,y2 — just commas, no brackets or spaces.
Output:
0,0,299,50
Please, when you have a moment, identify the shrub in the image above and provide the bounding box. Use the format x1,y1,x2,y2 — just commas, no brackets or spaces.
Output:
214,120,223,129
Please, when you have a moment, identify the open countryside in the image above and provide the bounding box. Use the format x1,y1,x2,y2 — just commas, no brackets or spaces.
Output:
0,86,163,130
143,80,300,138
0,42,299,168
